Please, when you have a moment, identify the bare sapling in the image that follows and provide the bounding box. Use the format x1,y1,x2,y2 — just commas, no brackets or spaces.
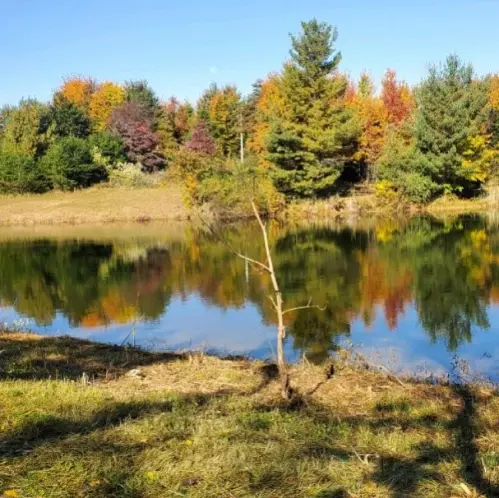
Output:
202,199,325,400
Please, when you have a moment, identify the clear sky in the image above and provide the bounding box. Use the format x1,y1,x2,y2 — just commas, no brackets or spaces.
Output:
2,0,498,106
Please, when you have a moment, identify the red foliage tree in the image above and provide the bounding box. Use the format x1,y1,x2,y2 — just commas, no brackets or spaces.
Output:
381,69,413,125
184,120,217,155
110,102,165,172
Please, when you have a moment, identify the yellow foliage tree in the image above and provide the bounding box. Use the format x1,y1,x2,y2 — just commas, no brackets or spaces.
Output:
207,85,241,156
461,134,497,183
88,82,126,131
490,75,499,110
247,74,286,158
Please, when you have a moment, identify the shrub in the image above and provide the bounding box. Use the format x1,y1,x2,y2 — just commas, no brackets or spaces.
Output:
107,163,163,188
167,147,215,205
374,179,399,205
170,149,284,217
88,132,126,169
40,137,107,190
202,156,285,217
399,172,439,204
0,152,49,194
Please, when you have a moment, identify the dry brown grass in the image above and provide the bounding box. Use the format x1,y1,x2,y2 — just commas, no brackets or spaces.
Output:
426,196,496,215
0,185,188,226
1,184,498,230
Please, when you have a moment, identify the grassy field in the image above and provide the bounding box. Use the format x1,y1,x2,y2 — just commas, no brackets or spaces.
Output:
0,186,188,226
0,332,498,497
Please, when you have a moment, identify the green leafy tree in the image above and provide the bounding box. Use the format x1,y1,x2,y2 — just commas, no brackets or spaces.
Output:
1,99,53,159
414,55,490,195
0,105,14,145
88,132,126,168
40,136,107,190
266,19,359,197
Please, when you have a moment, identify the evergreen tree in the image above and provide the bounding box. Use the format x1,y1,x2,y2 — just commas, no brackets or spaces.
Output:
266,20,359,197
0,152,49,194
124,80,159,111
242,80,263,146
486,75,499,176
197,83,219,122
40,136,107,190
51,96,91,138
414,55,490,195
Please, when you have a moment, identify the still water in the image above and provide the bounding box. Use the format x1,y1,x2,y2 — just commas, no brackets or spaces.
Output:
1,215,499,381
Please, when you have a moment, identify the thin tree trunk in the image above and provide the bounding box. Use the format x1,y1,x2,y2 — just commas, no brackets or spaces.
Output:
251,201,291,399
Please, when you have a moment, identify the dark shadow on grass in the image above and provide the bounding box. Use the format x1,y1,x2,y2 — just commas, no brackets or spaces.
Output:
0,399,176,458
0,333,185,381
251,386,499,497
451,384,499,497
1,334,498,496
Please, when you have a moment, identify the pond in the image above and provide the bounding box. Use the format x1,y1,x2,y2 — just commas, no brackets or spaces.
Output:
1,215,499,382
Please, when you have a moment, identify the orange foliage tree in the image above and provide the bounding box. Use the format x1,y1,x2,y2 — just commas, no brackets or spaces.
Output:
349,73,388,172
88,82,126,131
247,74,286,158
58,76,95,111
381,69,414,125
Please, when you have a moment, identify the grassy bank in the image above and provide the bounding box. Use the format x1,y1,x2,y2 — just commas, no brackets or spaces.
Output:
0,332,498,497
0,186,188,226
1,185,499,227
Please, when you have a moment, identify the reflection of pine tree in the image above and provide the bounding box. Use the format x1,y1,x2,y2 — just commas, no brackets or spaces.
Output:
379,216,492,350
0,215,496,357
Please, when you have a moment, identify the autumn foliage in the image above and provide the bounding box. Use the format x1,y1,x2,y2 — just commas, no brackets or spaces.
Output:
89,82,126,131
381,69,414,125
58,76,95,110
0,19,498,203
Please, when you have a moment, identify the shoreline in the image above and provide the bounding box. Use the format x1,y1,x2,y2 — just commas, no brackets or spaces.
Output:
0,187,498,227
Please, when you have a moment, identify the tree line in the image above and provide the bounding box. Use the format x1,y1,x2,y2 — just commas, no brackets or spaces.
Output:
1,19,498,205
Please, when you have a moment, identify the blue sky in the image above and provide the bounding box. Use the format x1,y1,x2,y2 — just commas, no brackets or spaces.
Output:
2,0,498,106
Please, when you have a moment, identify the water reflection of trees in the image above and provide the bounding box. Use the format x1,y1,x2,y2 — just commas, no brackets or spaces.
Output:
1,215,498,358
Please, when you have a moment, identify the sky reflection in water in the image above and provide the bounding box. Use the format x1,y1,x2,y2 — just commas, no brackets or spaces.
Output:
1,215,499,381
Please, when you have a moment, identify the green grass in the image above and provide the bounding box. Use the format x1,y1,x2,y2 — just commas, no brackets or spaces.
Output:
0,331,498,497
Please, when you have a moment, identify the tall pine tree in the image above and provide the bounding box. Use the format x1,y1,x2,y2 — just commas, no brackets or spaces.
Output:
414,55,490,194
266,19,359,197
